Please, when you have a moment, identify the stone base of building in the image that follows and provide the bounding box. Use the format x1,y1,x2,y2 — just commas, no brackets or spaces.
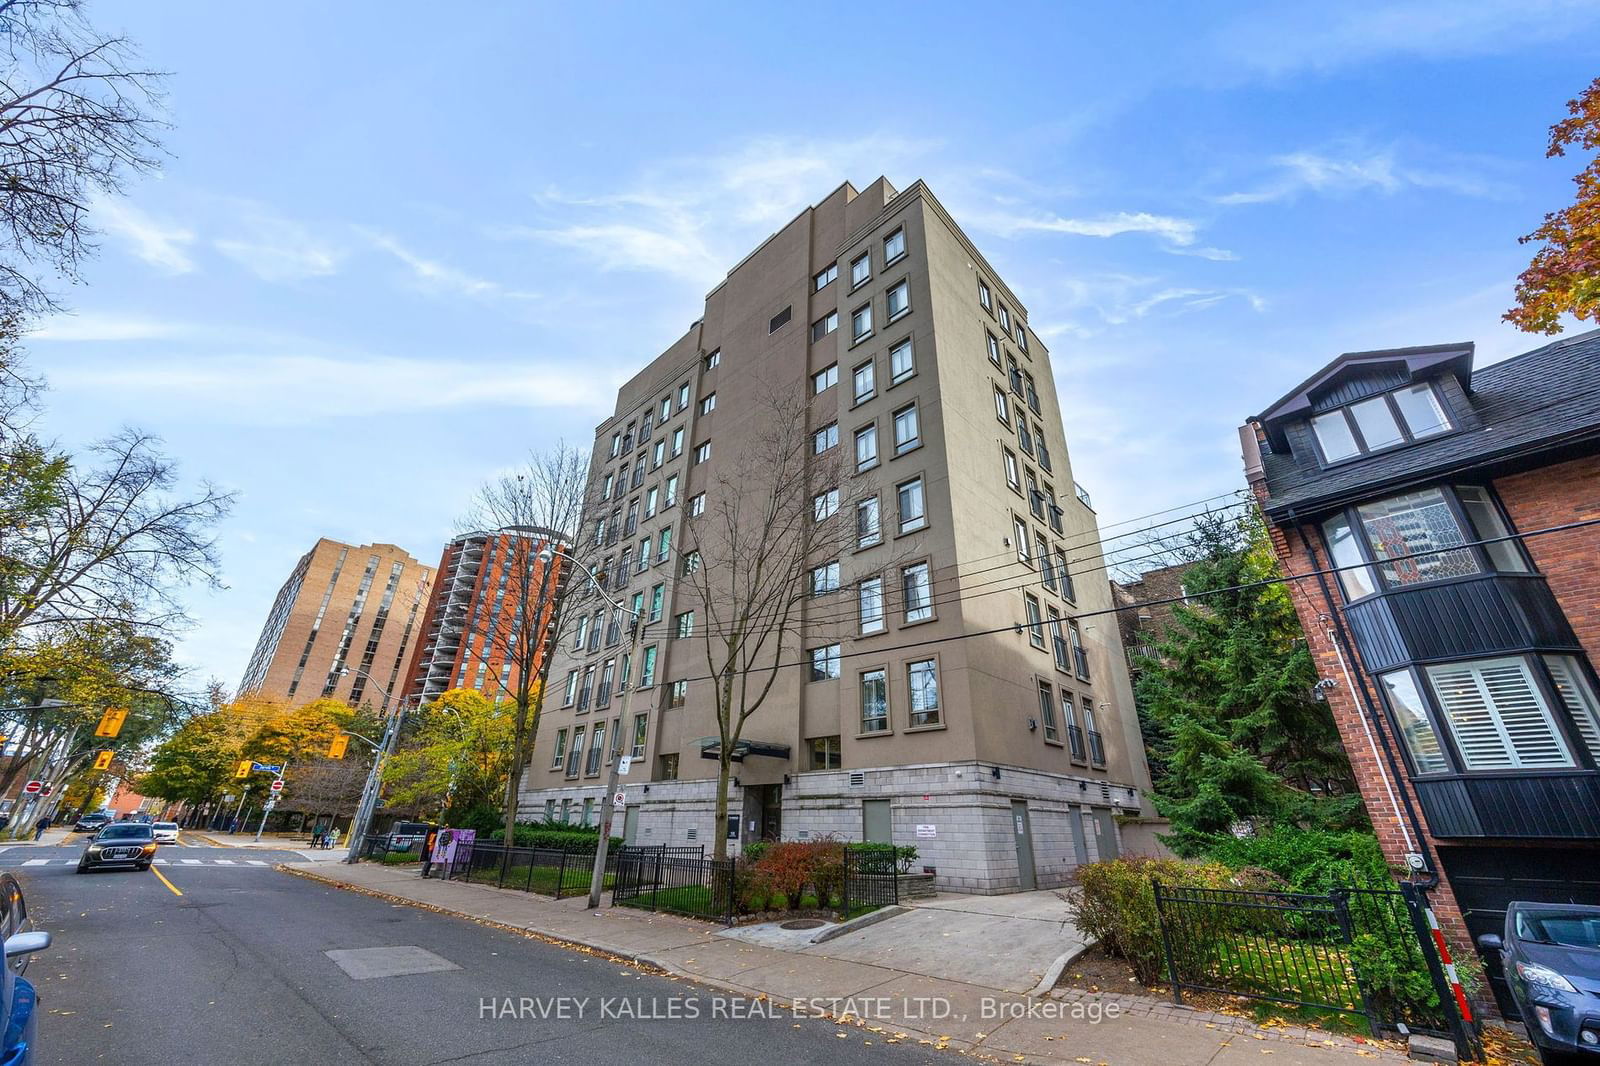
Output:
518,760,1142,895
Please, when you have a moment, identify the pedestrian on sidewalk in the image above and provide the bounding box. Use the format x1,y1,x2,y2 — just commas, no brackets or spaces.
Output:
229,817,240,833
32,815,51,841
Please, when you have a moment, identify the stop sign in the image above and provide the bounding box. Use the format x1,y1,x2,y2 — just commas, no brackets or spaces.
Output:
270,779,284,792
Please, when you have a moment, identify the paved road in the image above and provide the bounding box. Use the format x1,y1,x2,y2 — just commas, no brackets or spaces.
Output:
8,845,948,1065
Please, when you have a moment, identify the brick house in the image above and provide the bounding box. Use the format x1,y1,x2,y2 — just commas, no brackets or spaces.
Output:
1241,330,1600,1015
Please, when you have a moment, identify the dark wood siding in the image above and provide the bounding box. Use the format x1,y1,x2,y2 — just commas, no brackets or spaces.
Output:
1309,366,1410,412
1345,574,1579,673
1416,772,1600,838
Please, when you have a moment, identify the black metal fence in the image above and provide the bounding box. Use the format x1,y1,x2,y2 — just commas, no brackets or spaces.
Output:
841,846,900,917
611,845,731,923
437,842,616,900
1153,879,1478,1058
359,833,402,861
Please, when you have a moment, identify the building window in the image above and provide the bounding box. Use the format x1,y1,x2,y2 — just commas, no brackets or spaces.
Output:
813,487,839,521
851,252,870,288
851,303,873,341
813,364,838,394
668,679,687,708
1038,533,1055,592
1057,549,1074,600
859,577,885,634
892,403,920,455
814,422,838,453
1084,698,1105,766
978,278,992,311
1023,371,1039,414
1063,695,1084,759
852,359,876,404
610,433,621,459
999,304,1011,333
563,669,579,706
1427,657,1576,770
1038,680,1060,742
631,714,648,758
660,395,672,422
986,331,1001,365
886,280,910,321
664,474,679,507
671,427,684,457
1003,447,1020,491
1379,670,1451,775
645,487,658,518
1017,419,1034,457
1035,430,1052,473
809,735,842,770
1048,608,1069,671
883,228,906,264
897,476,926,533
903,561,932,623
639,645,657,687
1024,593,1045,649
1326,484,1528,600
681,549,701,576
1017,325,1028,353
907,659,940,727
1545,655,1600,762
656,525,672,561
850,422,879,472
673,611,694,639
699,393,717,415
1026,470,1045,519
658,752,678,780
809,560,841,596
860,669,888,733
994,386,1010,426
814,262,838,290
635,537,650,572
1070,619,1090,680
693,441,712,464
602,473,614,501
1013,517,1030,564
647,583,664,623
857,495,881,548
1310,382,1452,463
1456,484,1529,574
688,493,706,517
586,721,606,775
812,311,838,342
888,338,913,383
703,350,720,372
565,726,585,777
809,643,841,681
769,306,791,333
551,728,568,768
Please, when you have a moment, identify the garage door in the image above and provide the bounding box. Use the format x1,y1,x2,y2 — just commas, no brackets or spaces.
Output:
1438,844,1600,1018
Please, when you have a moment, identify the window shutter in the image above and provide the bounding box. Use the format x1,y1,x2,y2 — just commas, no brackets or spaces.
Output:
1543,656,1600,764
1427,658,1572,770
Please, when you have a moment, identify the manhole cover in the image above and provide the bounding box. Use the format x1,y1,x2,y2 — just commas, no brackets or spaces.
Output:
780,919,826,930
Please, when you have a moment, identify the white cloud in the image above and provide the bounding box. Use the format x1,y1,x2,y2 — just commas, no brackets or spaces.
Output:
1211,0,1600,77
1050,273,1265,329
214,212,343,282
1218,149,1501,205
29,312,191,343
364,231,540,302
50,352,615,423
93,198,196,274
970,209,1200,248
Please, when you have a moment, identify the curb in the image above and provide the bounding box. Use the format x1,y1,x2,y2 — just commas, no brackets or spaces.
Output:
1026,940,1095,998
807,904,908,944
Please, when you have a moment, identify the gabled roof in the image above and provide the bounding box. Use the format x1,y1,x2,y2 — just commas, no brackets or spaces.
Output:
1251,329,1600,517
1252,342,1474,450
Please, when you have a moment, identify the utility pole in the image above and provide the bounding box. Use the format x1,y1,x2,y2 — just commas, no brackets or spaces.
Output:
587,658,637,908
341,693,407,863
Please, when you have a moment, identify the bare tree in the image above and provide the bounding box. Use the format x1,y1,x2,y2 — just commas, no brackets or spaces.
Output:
0,427,234,649
0,0,166,316
459,442,593,844
679,389,860,860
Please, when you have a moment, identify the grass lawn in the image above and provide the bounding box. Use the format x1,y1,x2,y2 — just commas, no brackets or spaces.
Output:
617,883,729,919
464,859,613,896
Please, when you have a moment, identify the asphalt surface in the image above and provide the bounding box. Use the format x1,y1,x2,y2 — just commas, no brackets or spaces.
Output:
6,843,950,1065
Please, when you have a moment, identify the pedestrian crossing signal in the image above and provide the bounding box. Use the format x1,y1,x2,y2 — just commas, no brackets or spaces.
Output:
92,750,115,770
235,759,253,779
327,734,349,759
95,707,129,738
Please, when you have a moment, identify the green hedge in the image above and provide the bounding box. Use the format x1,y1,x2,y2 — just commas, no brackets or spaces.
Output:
490,820,622,851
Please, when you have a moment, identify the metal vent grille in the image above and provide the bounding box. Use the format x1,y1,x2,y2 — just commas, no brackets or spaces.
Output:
686,827,697,840
848,772,866,788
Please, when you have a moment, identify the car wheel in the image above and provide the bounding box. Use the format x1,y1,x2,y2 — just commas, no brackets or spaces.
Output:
74,861,87,874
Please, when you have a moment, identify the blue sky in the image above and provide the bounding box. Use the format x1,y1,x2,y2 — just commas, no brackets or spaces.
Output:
27,0,1600,690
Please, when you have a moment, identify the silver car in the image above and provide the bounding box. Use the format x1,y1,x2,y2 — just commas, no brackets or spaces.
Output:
151,822,179,844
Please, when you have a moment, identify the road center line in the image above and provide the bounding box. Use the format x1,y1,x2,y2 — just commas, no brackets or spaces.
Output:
151,866,183,897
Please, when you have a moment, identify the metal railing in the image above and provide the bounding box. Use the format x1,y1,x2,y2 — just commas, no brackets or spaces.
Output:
611,845,729,923
1153,880,1478,1057
1088,729,1106,767
842,845,900,917
1073,646,1091,680
438,842,616,900
1067,724,1086,761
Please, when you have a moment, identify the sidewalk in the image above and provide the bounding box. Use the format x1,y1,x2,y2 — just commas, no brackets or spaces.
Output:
190,831,349,860
283,861,1409,1066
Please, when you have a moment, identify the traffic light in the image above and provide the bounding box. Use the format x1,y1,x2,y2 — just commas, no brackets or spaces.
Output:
92,750,115,771
234,759,253,779
94,707,129,738
327,734,349,759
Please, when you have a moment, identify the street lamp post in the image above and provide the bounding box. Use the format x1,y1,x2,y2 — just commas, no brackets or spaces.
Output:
539,546,642,910
340,668,411,864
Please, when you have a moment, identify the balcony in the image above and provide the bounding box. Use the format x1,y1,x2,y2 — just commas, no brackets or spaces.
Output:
1343,572,1579,673
1414,770,1600,839
1067,724,1086,763
1087,729,1106,768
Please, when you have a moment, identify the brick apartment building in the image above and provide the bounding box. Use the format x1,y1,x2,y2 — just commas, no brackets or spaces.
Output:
239,539,434,709
519,177,1154,894
402,528,566,704
1242,331,1600,1013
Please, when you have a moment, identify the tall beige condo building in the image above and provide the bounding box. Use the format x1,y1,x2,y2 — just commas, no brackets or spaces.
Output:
521,178,1155,892
239,538,434,709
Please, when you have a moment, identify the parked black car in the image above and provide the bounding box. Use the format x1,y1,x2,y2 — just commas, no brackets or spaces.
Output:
76,823,157,873
1479,902,1600,1064
72,813,111,833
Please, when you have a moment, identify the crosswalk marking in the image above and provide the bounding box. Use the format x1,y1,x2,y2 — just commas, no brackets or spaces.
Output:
247,860,268,867
213,859,235,865
21,859,47,867
181,859,201,865
9,856,285,868
154,858,168,865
